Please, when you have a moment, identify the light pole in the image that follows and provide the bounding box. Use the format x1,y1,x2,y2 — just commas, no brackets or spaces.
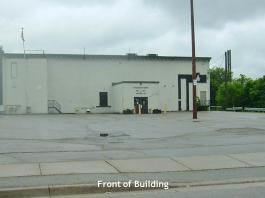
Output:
190,0,197,119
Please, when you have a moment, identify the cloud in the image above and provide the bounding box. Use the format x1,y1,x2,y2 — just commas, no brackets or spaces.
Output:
0,0,264,78
197,16,265,78
143,0,265,29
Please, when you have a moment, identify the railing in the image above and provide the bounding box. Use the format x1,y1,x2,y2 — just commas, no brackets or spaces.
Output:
244,108,265,112
5,105,21,114
209,106,223,111
226,107,243,111
225,107,265,112
48,100,62,114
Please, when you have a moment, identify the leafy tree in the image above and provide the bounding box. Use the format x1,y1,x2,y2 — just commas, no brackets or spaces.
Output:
209,67,231,105
216,74,265,108
210,67,264,109
249,76,265,107
216,81,244,108
235,74,252,108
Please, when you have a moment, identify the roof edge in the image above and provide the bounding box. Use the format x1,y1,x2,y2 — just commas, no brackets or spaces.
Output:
2,53,211,61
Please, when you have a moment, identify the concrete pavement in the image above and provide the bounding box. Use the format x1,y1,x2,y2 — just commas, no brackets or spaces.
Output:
0,152,265,178
0,112,265,165
0,112,265,196
0,152,264,196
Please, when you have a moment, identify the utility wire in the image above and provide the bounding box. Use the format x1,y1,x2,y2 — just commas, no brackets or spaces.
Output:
210,53,225,67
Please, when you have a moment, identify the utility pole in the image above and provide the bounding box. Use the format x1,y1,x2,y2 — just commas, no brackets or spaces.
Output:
190,0,197,119
21,27,26,58
227,50,232,81
225,50,232,82
224,50,232,109
21,27,29,112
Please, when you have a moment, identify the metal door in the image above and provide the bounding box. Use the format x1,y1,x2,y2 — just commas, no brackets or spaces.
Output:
134,97,148,114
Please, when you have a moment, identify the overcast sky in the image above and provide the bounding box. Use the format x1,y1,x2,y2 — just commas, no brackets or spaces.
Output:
0,0,264,78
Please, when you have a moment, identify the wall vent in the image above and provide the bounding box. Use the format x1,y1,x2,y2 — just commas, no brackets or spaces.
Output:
147,54,158,57
127,53,137,57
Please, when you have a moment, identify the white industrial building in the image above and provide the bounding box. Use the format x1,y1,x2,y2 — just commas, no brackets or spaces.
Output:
0,50,211,114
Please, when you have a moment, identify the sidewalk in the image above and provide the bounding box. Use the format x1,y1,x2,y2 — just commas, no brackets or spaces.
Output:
0,152,265,197
1,152,265,178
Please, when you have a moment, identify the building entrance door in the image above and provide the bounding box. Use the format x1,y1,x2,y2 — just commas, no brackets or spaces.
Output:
134,97,148,114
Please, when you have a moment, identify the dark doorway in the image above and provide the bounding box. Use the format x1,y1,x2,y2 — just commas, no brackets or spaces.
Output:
134,97,148,114
99,92,108,107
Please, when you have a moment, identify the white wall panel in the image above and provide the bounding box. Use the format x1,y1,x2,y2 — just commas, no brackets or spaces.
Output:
2,54,210,114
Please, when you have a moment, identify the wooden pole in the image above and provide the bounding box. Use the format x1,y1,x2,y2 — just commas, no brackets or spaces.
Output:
190,0,197,119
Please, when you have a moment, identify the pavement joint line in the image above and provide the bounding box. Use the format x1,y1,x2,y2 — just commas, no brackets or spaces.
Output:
173,154,257,171
177,165,265,173
169,157,193,171
106,158,191,173
225,154,253,167
104,160,121,173
38,163,43,176
39,160,120,176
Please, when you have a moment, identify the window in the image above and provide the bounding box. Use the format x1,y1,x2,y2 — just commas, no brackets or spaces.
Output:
99,92,108,107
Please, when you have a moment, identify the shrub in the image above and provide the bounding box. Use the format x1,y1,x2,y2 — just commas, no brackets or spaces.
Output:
123,109,133,114
153,109,162,114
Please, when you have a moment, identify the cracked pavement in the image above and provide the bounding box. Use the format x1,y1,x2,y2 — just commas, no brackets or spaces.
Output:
0,111,265,164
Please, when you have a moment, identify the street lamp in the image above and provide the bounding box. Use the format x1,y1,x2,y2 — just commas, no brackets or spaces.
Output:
190,0,197,119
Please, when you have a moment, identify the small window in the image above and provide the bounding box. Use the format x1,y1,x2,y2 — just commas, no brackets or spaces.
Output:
11,63,17,79
99,92,108,107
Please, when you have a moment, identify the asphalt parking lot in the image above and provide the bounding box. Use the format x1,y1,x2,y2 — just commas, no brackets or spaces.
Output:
0,111,265,164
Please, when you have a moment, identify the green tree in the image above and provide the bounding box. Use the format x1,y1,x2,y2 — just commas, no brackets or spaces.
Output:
216,81,244,108
209,67,230,105
210,67,264,109
235,74,252,108
249,76,265,107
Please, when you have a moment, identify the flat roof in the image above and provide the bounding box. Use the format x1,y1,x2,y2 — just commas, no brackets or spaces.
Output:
2,53,211,61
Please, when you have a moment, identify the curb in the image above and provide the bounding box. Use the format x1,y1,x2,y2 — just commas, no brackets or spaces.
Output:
0,186,49,198
0,184,158,198
1,178,265,197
